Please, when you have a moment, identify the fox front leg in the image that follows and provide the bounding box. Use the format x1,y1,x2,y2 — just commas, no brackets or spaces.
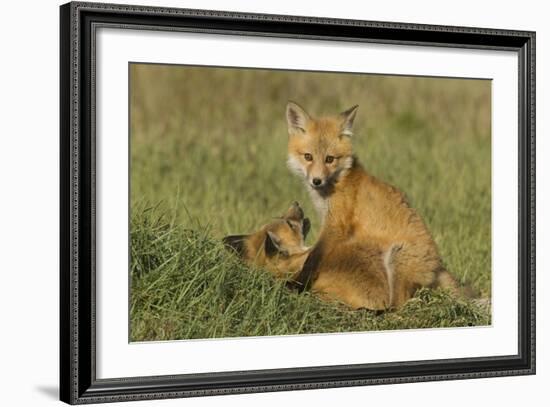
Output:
286,241,324,292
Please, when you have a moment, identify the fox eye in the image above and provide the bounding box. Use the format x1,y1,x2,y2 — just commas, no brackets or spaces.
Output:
304,153,313,162
286,220,295,229
325,155,335,164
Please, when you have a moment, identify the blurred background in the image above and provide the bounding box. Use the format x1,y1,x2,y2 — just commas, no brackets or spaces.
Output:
130,63,491,296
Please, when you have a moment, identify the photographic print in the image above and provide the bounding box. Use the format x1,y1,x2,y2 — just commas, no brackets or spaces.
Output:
129,64,492,342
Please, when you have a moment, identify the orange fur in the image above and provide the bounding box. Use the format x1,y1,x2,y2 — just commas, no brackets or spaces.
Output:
223,202,311,279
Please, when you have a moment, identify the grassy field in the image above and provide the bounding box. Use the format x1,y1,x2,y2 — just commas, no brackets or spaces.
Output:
130,64,492,342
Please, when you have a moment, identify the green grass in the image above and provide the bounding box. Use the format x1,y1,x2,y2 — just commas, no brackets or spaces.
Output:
130,207,490,341
130,64,492,341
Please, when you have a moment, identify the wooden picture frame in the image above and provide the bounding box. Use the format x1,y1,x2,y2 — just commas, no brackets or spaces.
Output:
60,1,535,404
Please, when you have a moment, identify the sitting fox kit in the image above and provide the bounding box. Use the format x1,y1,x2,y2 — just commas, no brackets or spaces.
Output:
224,102,461,311
284,101,458,309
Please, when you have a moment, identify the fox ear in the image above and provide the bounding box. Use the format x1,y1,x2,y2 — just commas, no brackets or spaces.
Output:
302,217,311,240
265,231,287,257
286,101,310,135
222,235,248,258
340,105,359,136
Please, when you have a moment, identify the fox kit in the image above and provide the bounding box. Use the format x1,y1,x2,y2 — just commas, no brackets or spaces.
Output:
285,101,459,309
223,202,311,279
224,202,400,310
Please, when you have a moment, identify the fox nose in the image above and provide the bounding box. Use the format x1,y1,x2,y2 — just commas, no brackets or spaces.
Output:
312,178,322,187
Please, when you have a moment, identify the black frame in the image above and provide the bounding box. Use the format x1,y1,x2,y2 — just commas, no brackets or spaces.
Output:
60,1,536,404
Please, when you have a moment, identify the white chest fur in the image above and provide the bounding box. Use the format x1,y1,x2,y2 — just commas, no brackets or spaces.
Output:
307,186,329,222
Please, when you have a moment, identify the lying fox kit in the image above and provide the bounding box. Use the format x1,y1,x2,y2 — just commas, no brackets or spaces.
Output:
223,202,311,279
285,101,461,309
223,203,409,310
